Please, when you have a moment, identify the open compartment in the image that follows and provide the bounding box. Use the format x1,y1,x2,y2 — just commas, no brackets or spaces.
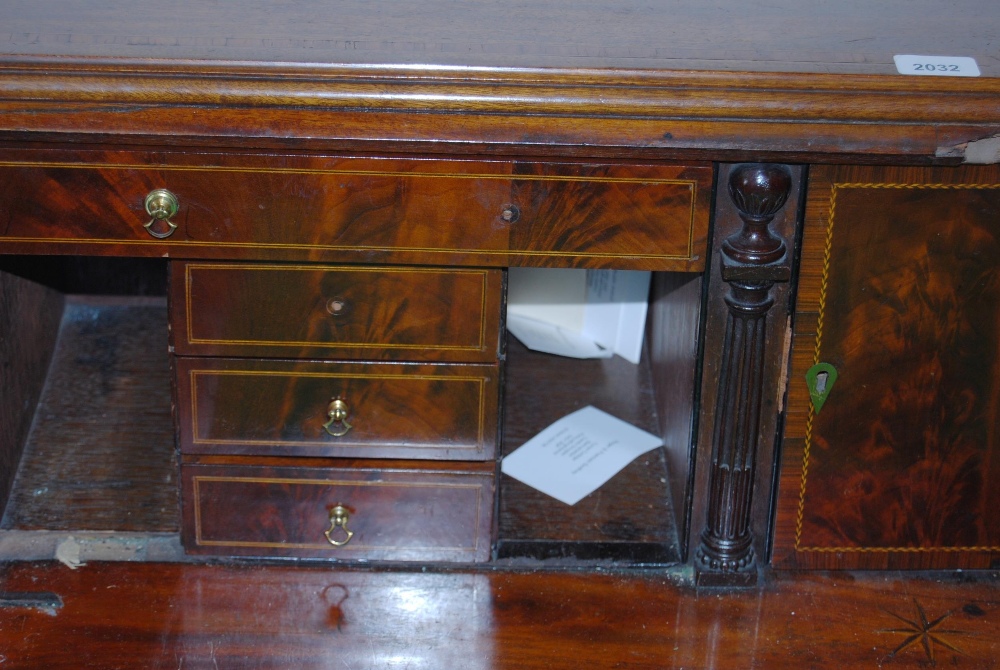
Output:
497,271,703,565
0,257,180,561
0,256,703,567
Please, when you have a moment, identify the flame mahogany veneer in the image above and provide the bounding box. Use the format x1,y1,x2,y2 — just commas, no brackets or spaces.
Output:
1,0,999,595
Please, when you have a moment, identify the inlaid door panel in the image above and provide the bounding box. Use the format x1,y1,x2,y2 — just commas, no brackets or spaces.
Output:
772,164,1000,570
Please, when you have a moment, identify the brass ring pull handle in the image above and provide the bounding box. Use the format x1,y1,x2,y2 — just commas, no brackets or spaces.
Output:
143,188,179,239
324,504,354,546
323,398,352,437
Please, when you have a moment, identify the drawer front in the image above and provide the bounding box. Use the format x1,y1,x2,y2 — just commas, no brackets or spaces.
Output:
0,158,512,258
170,262,503,362
509,162,711,269
175,358,500,460
181,462,494,562
0,155,710,270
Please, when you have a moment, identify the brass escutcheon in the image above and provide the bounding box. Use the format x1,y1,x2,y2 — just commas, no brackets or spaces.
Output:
324,504,354,546
143,188,179,239
323,398,352,437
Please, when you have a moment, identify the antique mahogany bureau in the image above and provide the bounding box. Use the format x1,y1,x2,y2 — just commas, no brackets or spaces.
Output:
0,0,998,586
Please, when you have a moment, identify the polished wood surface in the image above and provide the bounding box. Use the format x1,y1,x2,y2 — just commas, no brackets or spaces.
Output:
1,561,999,668
182,457,494,562
774,164,1000,570
0,1,997,654
171,262,504,361
0,152,709,270
175,357,500,460
507,162,710,269
0,1,996,162
2,0,996,75
687,163,804,576
695,164,796,584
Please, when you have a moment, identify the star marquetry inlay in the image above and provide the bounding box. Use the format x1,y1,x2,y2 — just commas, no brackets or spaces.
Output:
878,599,973,665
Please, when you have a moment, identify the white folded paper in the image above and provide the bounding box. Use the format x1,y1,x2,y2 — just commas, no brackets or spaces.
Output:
501,406,663,505
506,267,650,363
506,313,612,359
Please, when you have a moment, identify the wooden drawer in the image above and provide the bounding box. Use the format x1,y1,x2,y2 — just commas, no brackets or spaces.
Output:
174,357,500,460
0,154,710,270
181,460,495,562
509,161,711,268
170,262,503,362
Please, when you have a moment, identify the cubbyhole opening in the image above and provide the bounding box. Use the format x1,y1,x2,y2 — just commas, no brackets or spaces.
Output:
0,257,702,567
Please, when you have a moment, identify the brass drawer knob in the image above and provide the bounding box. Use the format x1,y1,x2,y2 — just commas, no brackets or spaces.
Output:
324,504,354,546
143,188,179,239
323,398,352,437
326,297,350,316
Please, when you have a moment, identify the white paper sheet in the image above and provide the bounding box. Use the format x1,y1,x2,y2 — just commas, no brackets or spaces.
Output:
506,267,650,363
582,269,650,364
500,406,663,505
506,267,587,332
506,313,613,359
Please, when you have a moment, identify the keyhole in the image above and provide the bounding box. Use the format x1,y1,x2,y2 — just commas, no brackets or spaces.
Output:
814,371,828,394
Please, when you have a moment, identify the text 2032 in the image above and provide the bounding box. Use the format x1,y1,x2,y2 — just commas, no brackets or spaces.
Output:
913,63,961,72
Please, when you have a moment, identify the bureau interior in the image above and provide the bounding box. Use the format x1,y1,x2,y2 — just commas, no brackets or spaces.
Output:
0,256,702,566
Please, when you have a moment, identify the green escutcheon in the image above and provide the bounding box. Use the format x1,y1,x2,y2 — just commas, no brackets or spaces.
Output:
805,362,838,414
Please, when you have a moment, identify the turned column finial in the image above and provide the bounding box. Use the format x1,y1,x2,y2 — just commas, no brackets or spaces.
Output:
722,163,792,270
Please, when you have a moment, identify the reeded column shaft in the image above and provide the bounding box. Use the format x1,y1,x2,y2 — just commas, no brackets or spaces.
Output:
696,164,792,584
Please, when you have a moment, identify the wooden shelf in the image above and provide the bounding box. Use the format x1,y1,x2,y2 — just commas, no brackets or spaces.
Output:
497,337,681,565
0,295,177,534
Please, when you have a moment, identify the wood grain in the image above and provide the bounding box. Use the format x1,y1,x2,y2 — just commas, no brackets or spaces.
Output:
647,272,703,561
687,164,804,572
1,562,999,668
0,1,997,162
1,0,997,75
170,262,503,362
773,164,1000,570
0,153,710,270
182,458,494,562
509,161,711,269
1,296,177,532
0,270,63,519
174,357,500,461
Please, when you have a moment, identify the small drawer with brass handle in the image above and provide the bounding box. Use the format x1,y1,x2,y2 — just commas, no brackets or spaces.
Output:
170,261,503,362
174,357,500,461
0,154,709,270
181,460,494,562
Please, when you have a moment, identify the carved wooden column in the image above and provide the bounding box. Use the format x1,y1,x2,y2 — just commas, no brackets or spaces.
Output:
695,163,793,586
